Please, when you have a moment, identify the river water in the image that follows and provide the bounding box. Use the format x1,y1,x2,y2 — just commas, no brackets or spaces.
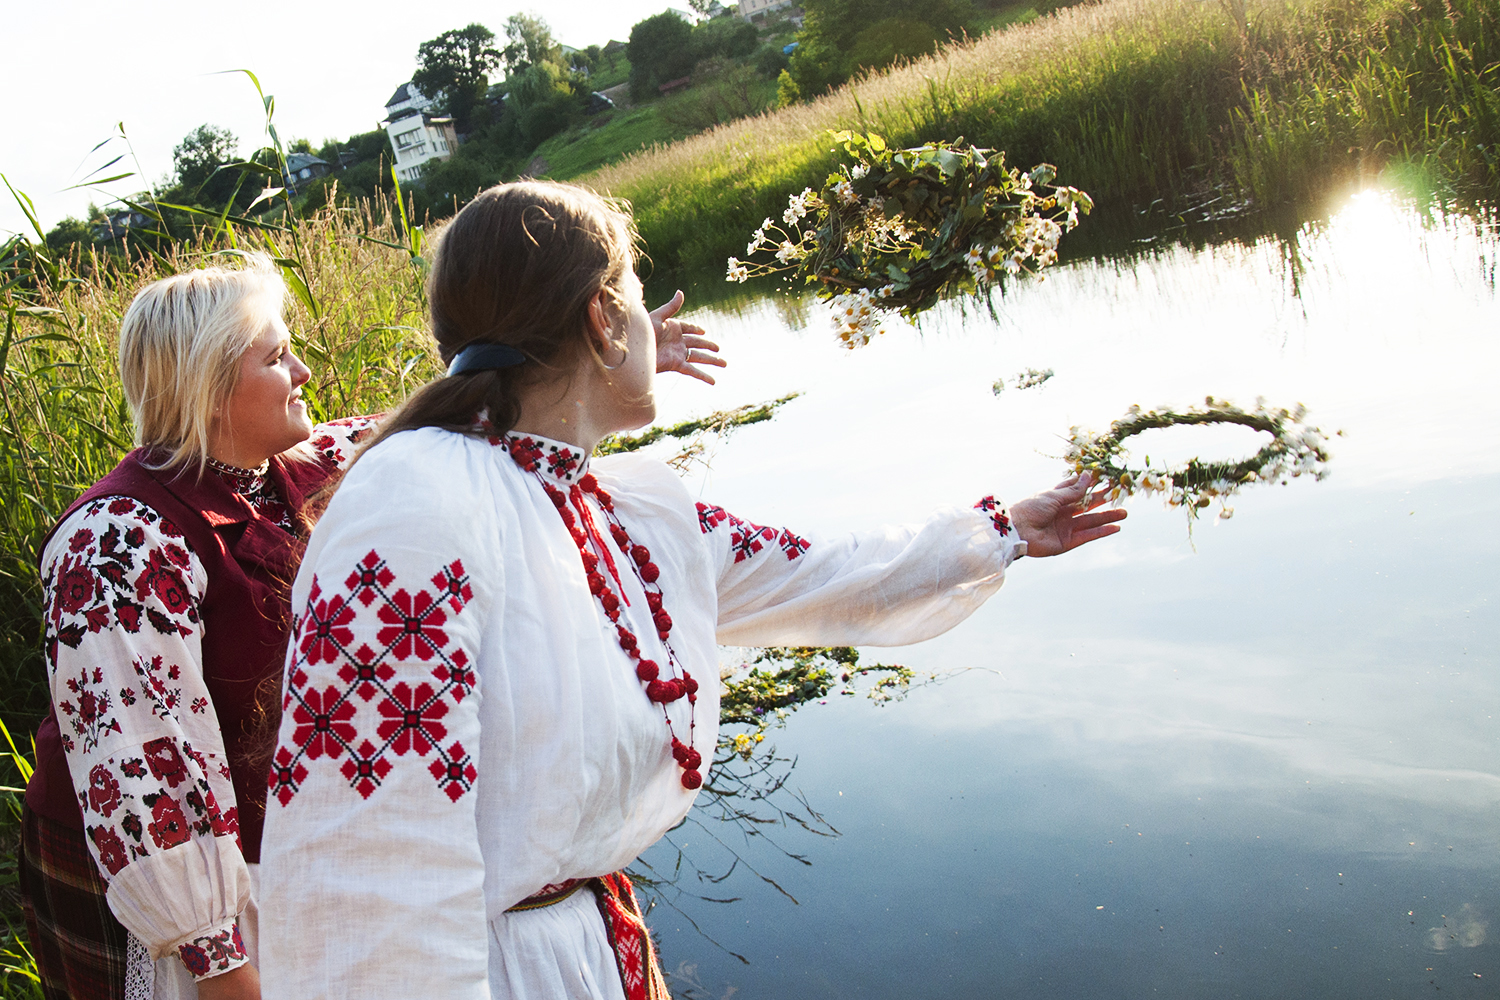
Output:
638,190,1499,999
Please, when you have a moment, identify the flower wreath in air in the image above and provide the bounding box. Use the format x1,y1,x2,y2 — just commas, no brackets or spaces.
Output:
1064,397,1335,521
726,131,1093,347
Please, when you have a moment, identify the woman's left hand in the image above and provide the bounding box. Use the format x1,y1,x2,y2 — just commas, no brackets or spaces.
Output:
652,290,726,385
1010,472,1128,558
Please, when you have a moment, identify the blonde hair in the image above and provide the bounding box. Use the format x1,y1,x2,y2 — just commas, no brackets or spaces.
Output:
118,253,286,472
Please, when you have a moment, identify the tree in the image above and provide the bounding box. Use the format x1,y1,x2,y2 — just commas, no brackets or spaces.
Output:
508,61,580,144
501,13,559,74
44,217,94,254
789,0,975,94
173,124,238,194
689,15,758,62
413,23,503,133
628,12,695,101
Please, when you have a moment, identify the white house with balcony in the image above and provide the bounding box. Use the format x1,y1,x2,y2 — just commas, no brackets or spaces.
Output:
384,81,436,119
736,0,800,22
382,81,458,183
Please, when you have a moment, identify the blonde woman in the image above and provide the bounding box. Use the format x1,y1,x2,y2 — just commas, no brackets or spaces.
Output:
258,182,1123,999
18,253,720,1000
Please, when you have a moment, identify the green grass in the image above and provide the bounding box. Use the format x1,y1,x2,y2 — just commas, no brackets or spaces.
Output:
965,3,1043,37
582,0,1500,290
533,75,780,181
533,107,697,179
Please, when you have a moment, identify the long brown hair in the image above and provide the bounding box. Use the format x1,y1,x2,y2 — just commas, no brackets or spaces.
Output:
356,180,638,458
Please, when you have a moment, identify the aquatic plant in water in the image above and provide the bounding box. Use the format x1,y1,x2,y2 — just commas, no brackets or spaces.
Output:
726,131,1091,346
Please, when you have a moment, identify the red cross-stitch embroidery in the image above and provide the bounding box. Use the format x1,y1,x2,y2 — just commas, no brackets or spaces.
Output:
974,495,1013,536
695,502,728,534
727,515,778,564
776,528,810,560
272,550,477,805
699,503,809,563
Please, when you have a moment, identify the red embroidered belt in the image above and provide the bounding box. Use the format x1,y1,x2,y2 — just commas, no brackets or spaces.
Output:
506,871,670,1000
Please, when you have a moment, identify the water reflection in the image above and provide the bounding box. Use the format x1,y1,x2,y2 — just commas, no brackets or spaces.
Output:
1426,904,1489,952
638,190,1499,999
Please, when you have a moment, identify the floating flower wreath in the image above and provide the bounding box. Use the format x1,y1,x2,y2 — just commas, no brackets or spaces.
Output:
726,131,1092,348
1064,398,1335,521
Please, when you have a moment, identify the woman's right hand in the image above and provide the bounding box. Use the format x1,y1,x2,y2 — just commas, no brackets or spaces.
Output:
195,963,260,1000
1010,472,1127,557
651,290,726,384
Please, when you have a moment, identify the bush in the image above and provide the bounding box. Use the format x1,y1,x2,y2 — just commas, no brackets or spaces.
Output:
660,61,772,131
775,69,802,108
629,12,696,101
790,0,976,92
45,217,93,253
691,16,760,62
520,95,577,146
421,155,503,215
848,17,944,71
336,159,395,202
755,43,792,79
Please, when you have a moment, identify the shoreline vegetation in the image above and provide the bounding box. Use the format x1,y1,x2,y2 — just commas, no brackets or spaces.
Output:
1,0,1497,991
585,0,1499,288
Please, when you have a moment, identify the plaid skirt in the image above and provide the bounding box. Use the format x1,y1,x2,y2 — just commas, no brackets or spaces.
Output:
18,804,128,1000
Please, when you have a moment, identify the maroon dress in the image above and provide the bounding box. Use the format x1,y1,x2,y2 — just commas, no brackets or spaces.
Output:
19,419,372,999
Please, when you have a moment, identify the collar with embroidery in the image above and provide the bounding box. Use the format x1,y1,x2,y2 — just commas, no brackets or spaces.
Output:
497,431,591,485
205,457,294,531
207,456,271,482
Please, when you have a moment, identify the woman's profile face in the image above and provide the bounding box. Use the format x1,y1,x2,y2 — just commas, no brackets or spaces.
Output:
211,304,314,466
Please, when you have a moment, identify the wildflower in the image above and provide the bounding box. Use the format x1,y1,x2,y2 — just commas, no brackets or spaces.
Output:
851,164,868,180
775,241,801,264
726,257,749,283
831,178,858,207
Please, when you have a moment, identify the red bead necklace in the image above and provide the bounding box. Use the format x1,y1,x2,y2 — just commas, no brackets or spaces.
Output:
506,435,703,789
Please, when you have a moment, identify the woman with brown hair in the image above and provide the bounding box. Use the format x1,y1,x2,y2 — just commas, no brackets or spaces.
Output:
17,251,722,1000
257,180,1123,999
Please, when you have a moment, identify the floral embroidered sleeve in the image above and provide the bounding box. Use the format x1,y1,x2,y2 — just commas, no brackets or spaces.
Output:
41,497,251,981
698,495,1026,648
306,414,382,469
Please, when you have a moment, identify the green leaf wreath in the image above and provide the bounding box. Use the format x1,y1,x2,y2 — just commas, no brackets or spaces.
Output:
727,131,1092,347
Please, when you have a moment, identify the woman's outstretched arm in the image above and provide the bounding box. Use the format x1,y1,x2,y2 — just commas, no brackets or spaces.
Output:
702,475,1124,649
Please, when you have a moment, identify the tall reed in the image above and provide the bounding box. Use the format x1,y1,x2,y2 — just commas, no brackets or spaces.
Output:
0,197,443,733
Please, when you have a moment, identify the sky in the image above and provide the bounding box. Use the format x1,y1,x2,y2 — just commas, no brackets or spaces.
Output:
2,0,680,238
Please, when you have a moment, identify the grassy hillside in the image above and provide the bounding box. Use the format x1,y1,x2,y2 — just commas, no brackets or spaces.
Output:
530,73,781,181
582,0,1500,288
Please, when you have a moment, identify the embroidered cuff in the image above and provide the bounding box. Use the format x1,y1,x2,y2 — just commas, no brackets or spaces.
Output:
974,496,1027,563
176,920,248,981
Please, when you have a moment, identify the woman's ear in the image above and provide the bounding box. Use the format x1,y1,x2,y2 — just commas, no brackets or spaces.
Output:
587,287,629,356
586,288,613,352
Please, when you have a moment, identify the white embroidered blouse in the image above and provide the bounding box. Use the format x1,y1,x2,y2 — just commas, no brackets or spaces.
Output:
37,418,376,983
258,428,1025,999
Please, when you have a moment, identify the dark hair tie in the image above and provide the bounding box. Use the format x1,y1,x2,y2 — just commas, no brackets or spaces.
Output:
447,343,528,377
